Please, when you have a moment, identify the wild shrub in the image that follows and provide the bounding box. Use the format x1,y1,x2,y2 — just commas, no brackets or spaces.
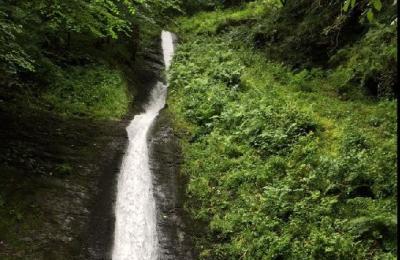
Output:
219,101,318,156
330,24,397,98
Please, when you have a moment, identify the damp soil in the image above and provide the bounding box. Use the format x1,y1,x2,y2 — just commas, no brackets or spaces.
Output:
0,34,190,259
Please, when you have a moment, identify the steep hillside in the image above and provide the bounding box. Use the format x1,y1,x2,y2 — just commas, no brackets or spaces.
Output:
167,1,397,259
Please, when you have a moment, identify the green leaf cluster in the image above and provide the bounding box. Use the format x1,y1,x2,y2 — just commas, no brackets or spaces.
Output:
0,10,34,75
343,0,385,22
0,0,180,79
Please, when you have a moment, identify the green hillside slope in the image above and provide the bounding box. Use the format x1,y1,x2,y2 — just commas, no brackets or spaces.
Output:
168,1,397,259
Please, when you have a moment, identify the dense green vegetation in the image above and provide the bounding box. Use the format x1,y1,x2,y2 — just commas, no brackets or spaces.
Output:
0,0,397,258
168,0,397,259
39,66,129,119
0,0,180,119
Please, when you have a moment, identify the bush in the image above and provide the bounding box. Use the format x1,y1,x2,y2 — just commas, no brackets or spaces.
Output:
330,24,397,98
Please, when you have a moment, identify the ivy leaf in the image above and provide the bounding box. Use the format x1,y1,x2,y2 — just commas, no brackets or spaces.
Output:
343,0,351,11
372,0,382,11
367,9,375,22
343,0,357,12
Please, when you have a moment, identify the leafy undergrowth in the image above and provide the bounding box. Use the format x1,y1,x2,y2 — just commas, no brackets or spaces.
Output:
1,63,131,121
37,65,130,120
168,4,397,259
177,0,397,99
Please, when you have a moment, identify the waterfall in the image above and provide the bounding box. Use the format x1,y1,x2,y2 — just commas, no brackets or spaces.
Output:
112,31,175,260
161,31,175,70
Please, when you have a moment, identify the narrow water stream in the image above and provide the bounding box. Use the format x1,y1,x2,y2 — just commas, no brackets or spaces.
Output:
112,31,175,260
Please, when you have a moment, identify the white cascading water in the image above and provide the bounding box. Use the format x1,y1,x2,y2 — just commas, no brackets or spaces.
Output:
112,31,175,260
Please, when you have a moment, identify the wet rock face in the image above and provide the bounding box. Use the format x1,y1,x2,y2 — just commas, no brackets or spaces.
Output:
0,108,128,259
85,134,128,260
148,109,195,260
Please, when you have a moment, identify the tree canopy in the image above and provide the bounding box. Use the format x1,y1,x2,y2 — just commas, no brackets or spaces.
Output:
0,0,180,80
